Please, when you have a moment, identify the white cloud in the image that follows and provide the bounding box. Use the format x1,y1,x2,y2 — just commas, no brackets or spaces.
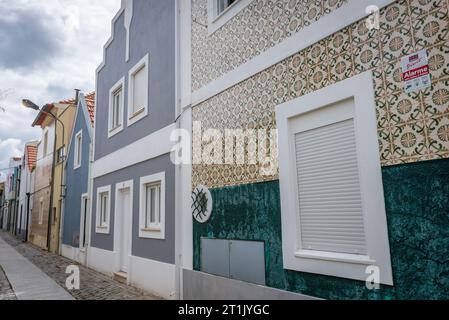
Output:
0,0,121,173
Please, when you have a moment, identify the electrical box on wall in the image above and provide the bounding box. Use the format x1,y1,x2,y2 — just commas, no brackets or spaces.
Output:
201,238,266,286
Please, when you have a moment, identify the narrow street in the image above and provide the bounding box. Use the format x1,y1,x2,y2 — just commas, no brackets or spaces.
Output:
0,231,159,300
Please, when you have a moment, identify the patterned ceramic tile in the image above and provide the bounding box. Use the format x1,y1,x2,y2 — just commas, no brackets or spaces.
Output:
422,79,449,117
390,120,428,162
413,5,449,49
388,91,424,125
409,0,447,19
425,114,449,157
427,41,449,80
380,0,411,31
192,0,449,188
191,0,349,91
381,25,415,62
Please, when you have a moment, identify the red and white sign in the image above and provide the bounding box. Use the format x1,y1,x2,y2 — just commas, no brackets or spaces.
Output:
401,50,431,93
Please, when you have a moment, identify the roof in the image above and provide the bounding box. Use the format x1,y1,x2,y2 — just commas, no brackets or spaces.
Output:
84,92,95,126
32,96,77,127
26,144,38,171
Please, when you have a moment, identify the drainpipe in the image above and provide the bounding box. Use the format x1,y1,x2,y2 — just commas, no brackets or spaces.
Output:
47,121,58,251
25,192,31,242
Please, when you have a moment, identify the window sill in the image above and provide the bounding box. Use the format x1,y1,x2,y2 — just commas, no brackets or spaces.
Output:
127,107,147,127
208,0,253,35
96,226,110,234
129,108,145,119
295,250,375,266
139,228,165,240
141,227,161,232
108,125,124,138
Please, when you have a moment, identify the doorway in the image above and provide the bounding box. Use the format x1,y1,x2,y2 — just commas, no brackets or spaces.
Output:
114,181,133,276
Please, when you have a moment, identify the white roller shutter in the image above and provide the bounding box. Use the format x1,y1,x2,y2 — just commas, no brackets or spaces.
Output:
295,119,367,255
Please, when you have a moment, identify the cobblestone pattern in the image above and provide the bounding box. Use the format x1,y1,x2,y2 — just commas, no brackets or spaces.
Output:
0,266,17,300
0,232,160,300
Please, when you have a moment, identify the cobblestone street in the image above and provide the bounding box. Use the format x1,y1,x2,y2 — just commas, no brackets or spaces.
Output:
0,231,160,300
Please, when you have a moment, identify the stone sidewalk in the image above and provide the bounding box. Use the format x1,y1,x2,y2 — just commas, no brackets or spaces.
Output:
0,231,159,300
0,236,74,300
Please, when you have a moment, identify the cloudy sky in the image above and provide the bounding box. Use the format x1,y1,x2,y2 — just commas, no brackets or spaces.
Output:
0,0,121,181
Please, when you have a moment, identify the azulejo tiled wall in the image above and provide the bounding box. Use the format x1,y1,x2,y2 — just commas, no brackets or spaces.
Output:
192,0,349,91
192,0,449,189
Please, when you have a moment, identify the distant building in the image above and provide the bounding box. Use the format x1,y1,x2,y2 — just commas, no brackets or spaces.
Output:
17,141,38,241
2,157,22,234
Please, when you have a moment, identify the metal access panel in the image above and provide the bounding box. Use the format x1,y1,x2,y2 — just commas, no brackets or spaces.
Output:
229,240,266,286
201,238,230,278
201,238,266,286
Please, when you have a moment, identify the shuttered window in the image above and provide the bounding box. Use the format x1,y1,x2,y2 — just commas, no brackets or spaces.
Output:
294,119,367,255
132,66,147,114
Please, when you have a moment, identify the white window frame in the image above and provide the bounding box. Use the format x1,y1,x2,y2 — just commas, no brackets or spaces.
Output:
108,77,125,138
207,0,253,35
96,185,111,234
276,72,393,285
127,54,149,127
74,130,82,170
139,172,165,239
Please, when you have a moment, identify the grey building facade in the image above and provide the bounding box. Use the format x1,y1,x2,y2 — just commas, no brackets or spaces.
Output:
88,0,178,299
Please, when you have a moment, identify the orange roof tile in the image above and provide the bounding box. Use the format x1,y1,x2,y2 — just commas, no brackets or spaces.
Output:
84,92,95,126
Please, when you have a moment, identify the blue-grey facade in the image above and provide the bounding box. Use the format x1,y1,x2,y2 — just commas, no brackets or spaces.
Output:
63,94,92,250
89,0,177,298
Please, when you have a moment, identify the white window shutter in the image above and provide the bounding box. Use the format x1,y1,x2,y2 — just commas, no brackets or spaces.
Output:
133,66,147,113
295,119,367,255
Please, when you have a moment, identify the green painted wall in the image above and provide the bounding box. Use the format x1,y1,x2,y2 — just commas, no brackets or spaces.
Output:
193,159,449,300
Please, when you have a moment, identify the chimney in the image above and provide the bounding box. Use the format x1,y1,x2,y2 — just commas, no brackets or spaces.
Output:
75,89,81,105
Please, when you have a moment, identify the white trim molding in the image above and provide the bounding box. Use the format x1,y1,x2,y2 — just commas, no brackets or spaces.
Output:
193,0,394,106
139,172,166,240
207,0,254,35
95,185,112,234
124,0,133,62
276,72,393,285
73,130,83,170
108,77,125,138
128,53,149,127
92,124,176,178
113,180,134,274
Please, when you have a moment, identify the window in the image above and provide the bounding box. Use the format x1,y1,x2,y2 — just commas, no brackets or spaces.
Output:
216,0,237,16
56,147,65,164
96,186,111,234
43,131,48,156
207,0,253,34
108,77,125,137
74,131,82,169
139,172,165,239
38,198,44,225
128,54,149,126
276,72,393,285
144,183,161,229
